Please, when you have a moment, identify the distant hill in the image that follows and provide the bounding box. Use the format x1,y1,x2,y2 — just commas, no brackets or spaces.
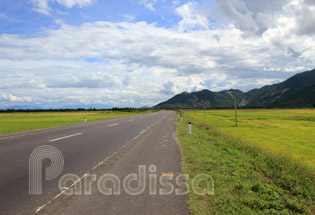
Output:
155,89,244,109
154,68,315,109
243,69,315,106
273,84,315,108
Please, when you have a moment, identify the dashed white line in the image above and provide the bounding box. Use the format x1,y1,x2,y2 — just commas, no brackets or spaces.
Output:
34,116,164,214
107,123,119,127
49,133,82,142
139,129,146,134
129,119,135,122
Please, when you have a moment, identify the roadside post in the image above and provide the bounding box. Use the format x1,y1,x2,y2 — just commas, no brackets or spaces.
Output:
188,122,192,134
174,107,183,123
226,91,238,127
234,97,238,127
84,117,87,123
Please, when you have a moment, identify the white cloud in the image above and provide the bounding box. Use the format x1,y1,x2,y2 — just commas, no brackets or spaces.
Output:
172,0,180,6
2,94,32,102
138,0,157,11
215,0,259,33
31,0,94,15
31,0,52,15
122,14,135,21
214,0,289,35
56,0,93,8
160,81,176,95
56,10,70,15
293,0,315,35
46,74,120,88
176,2,210,31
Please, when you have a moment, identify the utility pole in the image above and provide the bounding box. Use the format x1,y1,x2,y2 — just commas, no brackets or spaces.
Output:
234,95,237,127
227,92,238,127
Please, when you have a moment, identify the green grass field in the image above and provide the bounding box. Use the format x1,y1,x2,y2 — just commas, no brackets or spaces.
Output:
0,111,152,135
176,109,315,214
186,109,315,167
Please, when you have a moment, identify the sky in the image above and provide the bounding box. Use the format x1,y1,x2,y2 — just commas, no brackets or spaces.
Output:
0,0,315,108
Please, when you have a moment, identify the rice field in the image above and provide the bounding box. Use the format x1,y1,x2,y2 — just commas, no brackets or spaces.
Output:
0,110,152,135
185,109,315,168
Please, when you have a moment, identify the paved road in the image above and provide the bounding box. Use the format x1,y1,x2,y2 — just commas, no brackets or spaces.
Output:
0,111,189,215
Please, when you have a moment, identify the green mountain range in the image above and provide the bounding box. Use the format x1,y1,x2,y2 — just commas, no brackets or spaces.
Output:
154,69,315,109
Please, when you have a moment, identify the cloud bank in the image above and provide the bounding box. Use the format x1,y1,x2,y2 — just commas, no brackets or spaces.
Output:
0,0,314,108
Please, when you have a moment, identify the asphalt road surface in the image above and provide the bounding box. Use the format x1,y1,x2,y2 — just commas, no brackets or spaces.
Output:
0,111,190,215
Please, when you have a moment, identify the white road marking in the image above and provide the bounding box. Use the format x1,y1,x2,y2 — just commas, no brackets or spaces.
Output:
107,123,119,127
129,119,135,122
49,133,82,142
139,129,146,134
34,113,167,214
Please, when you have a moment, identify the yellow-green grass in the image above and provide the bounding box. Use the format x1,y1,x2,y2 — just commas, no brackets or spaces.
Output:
176,112,315,214
185,109,315,168
0,111,153,135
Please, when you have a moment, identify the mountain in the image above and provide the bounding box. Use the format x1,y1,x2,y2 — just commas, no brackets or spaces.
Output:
154,68,315,109
243,69,315,106
155,89,245,109
273,84,315,108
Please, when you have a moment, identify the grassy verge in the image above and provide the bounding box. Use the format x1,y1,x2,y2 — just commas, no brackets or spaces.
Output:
0,110,154,135
176,113,314,214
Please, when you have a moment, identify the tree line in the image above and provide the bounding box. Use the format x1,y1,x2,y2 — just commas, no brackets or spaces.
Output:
0,107,152,113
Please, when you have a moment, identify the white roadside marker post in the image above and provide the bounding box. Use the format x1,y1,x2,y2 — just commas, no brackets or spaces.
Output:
188,122,192,134
84,117,87,123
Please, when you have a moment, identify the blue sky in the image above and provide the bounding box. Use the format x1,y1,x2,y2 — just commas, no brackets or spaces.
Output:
0,0,213,35
0,0,315,108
